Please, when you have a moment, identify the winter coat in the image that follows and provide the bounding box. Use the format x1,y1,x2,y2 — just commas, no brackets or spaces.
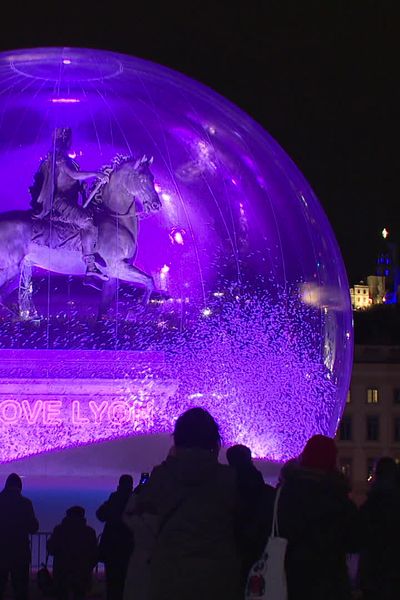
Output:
232,463,275,582
277,463,362,600
47,513,98,591
133,448,242,600
122,491,159,600
96,489,133,563
358,482,400,599
0,488,39,568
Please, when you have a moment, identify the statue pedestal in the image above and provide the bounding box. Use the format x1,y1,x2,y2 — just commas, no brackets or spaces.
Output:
0,348,178,467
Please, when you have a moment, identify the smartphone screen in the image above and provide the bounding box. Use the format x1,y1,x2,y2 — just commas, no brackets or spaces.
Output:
139,472,150,485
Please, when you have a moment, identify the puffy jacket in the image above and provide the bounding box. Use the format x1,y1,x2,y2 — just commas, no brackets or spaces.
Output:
47,513,98,589
277,463,362,600
135,448,242,600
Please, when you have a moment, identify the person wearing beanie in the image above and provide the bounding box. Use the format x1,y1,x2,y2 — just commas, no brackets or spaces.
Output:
299,434,338,472
276,435,362,600
0,473,39,600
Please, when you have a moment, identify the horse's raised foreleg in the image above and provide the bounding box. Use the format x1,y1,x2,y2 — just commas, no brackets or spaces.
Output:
97,277,118,320
18,259,38,320
0,260,38,321
109,260,155,305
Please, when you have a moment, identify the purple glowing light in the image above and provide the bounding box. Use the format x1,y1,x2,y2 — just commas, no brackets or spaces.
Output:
169,227,186,245
50,98,80,103
0,47,353,465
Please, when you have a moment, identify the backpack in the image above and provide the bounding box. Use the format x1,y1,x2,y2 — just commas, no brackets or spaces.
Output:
245,486,288,600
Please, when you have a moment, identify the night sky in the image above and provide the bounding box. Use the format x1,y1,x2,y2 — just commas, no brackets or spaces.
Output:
0,2,398,284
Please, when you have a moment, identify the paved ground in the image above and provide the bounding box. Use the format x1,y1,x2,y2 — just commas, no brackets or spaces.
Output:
3,572,106,599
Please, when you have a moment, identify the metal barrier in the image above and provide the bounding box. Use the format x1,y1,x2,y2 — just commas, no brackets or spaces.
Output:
29,532,104,577
30,532,52,573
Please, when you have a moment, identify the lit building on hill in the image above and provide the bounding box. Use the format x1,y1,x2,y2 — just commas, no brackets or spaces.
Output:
376,227,399,304
350,276,386,310
350,228,399,310
350,283,372,310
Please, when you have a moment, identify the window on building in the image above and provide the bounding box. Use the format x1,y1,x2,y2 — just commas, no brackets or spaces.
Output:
339,457,352,481
339,416,352,441
394,417,400,442
367,388,379,404
367,457,376,481
394,389,400,404
366,416,380,441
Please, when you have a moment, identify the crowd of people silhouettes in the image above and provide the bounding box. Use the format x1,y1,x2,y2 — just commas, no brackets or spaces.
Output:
0,406,399,600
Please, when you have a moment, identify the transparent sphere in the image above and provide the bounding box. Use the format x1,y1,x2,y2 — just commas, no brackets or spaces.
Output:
0,47,352,462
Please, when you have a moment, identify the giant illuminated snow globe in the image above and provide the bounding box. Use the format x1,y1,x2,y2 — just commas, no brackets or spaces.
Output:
0,47,352,466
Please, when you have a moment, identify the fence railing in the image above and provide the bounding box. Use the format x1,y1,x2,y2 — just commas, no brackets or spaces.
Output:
29,532,104,577
30,532,52,573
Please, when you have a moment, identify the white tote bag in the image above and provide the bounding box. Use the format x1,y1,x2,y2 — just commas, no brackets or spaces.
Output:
245,486,288,600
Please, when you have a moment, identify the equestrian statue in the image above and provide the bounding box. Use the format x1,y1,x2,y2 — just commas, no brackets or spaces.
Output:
0,127,162,319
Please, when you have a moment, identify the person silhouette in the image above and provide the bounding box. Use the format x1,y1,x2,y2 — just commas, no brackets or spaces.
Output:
277,434,362,600
226,444,275,587
0,473,39,600
96,475,134,600
358,456,400,600
128,407,242,600
47,505,98,600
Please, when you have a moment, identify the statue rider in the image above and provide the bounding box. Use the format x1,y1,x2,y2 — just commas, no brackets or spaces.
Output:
30,127,109,282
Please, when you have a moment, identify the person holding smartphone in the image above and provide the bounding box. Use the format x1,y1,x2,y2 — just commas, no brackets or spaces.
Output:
123,471,160,600
138,472,150,487
96,475,134,600
124,408,242,600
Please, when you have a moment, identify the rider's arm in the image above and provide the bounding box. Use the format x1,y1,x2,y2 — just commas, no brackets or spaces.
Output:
63,163,107,183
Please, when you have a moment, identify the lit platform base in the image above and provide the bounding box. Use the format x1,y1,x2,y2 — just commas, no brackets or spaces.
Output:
0,349,178,466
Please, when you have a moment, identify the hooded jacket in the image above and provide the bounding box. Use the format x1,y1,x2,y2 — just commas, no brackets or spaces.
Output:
0,487,39,567
47,511,98,588
135,448,242,600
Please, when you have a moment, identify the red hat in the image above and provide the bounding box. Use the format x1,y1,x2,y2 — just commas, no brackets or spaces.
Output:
300,434,337,472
